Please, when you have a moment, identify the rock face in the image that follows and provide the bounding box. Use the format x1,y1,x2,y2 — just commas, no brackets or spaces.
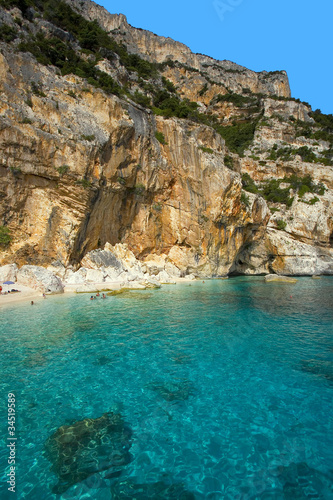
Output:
16,265,64,293
0,264,18,282
0,0,332,276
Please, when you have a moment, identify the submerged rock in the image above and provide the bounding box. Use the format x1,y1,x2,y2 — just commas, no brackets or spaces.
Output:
110,479,196,499
147,380,195,401
301,359,333,382
275,462,333,498
264,274,297,283
107,289,153,299
44,412,132,494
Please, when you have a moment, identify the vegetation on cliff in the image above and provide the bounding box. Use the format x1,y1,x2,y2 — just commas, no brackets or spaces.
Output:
242,173,325,207
0,226,11,247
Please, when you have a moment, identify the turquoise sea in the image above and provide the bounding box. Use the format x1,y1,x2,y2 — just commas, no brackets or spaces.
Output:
0,277,333,499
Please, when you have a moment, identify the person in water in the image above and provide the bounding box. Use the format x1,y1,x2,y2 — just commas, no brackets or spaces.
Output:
102,293,106,299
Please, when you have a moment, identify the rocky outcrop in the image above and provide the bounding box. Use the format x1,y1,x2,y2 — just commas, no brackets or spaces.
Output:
0,0,332,276
16,265,64,293
67,0,290,98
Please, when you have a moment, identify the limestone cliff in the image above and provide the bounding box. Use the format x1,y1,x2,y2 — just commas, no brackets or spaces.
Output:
0,0,332,276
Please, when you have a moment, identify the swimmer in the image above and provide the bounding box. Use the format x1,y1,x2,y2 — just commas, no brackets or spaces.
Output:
102,293,106,299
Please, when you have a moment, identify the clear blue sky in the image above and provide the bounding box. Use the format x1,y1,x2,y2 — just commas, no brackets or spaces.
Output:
96,0,332,115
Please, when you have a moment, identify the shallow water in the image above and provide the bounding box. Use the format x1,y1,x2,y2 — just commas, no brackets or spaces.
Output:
0,277,333,499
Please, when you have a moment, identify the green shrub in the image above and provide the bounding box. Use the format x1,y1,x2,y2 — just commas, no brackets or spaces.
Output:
240,191,250,207
295,146,316,163
31,81,46,97
26,96,33,108
152,202,162,212
285,174,325,196
310,109,333,130
155,131,167,145
262,179,292,206
241,173,259,194
80,134,95,141
133,183,145,195
20,117,33,124
0,0,33,14
162,77,176,93
152,91,199,120
132,90,151,107
268,145,292,161
19,29,123,97
0,226,11,247
298,184,310,198
57,165,69,176
117,177,126,186
198,83,208,96
213,92,256,107
199,146,214,154
215,119,258,155
76,178,92,188
224,154,234,170
276,219,287,231
9,166,22,175
0,24,17,42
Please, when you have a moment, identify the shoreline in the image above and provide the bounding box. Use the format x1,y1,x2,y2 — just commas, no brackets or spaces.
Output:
1,274,328,309
0,277,198,309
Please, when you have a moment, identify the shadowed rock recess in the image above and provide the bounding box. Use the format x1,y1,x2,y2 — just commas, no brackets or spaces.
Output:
0,0,333,276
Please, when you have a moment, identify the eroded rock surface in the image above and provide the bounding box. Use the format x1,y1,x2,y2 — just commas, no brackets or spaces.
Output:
0,0,332,276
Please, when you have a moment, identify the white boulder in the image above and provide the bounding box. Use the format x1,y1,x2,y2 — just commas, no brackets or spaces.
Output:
81,247,123,271
155,270,176,284
85,269,105,283
16,265,64,293
47,261,66,280
0,264,18,282
66,268,87,284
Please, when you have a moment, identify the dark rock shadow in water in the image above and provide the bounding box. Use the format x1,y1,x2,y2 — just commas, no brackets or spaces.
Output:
300,359,333,383
146,380,195,401
275,462,333,499
44,411,132,494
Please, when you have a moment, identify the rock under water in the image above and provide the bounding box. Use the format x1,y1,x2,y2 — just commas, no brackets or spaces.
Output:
275,462,333,498
146,380,195,401
44,412,132,494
